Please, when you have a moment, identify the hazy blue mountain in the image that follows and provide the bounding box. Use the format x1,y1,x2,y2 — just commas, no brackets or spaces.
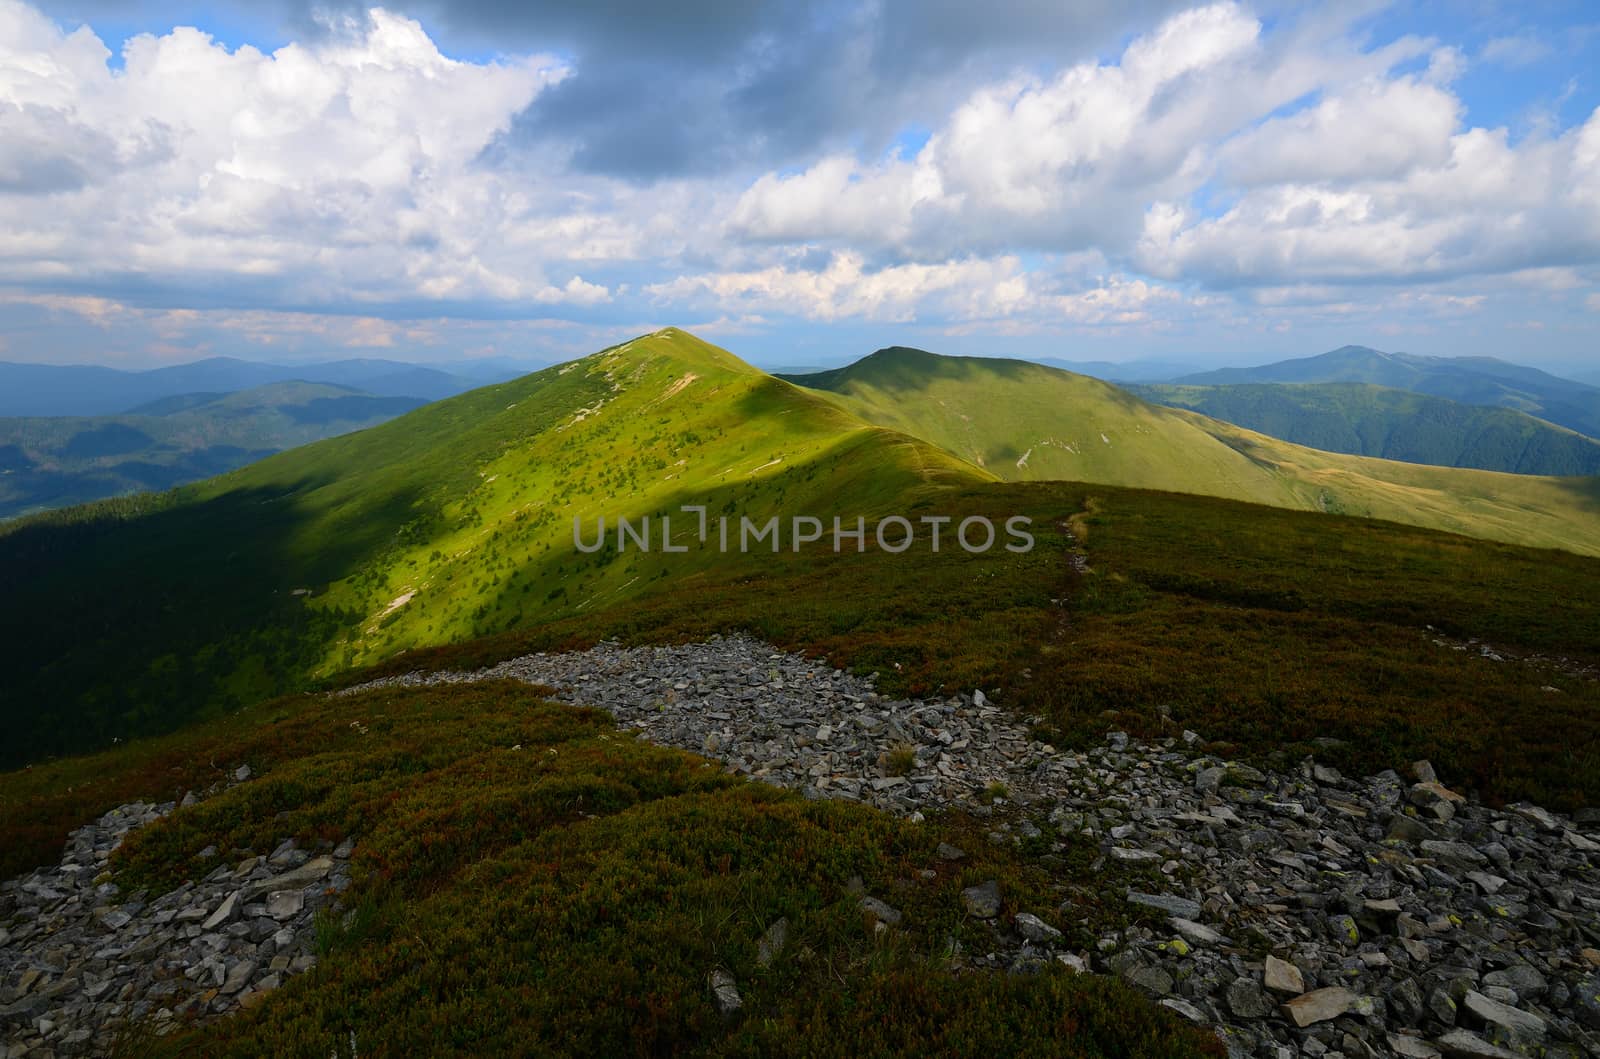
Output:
0,381,426,519
1174,346,1600,439
1135,381,1600,477
0,356,495,416
1031,357,1201,382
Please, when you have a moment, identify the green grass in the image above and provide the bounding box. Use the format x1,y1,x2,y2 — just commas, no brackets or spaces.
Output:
334,481,1600,812
0,329,984,769
784,347,1600,556
8,329,1598,778
2,680,1220,1058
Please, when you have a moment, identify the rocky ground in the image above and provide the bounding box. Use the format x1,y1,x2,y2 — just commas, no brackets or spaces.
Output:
4,635,1598,1056
354,635,1600,1059
0,767,352,1057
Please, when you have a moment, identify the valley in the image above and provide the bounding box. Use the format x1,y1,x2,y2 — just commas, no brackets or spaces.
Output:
3,329,1598,1058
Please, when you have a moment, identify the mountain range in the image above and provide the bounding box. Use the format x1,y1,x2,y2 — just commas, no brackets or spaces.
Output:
0,381,428,519
5,328,1600,1058
0,355,519,417
1131,381,1600,477
1172,345,1600,440
781,347,1600,555
4,328,1599,772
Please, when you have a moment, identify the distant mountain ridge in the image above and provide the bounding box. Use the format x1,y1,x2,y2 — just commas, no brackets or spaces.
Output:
0,356,516,417
1174,345,1600,440
1134,381,1600,477
0,381,426,519
782,345,1600,557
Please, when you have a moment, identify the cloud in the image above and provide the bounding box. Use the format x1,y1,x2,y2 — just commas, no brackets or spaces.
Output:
283,0,1196,181
1480,34,1551,69
1137,107,1600,287
648,252,1032,323
1218,75,1462,186
2,0,1598,363
727,3,1269,258
0,2,613,308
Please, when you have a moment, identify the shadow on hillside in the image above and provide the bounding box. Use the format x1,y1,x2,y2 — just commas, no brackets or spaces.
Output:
0,474,429,769
1552,474,1600,514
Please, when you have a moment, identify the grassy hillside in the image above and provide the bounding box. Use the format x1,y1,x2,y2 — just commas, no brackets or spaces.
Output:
0,382,427,519
0,330,983,768
5,328,1598,798
783,347,1600,557
333,480,1600,815
1134,381,1600,476
1174,345,1600,439
0,683,1220,1057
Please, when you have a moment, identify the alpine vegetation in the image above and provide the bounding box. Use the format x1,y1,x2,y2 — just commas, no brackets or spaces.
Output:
572,511,1036,554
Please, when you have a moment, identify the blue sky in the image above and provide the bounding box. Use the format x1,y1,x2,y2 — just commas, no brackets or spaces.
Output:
2,0,1598,374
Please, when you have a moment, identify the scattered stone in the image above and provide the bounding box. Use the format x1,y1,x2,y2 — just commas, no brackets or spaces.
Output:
1161,997,1208,1023
1263,955,1305,995
200,890,240,930
1013,913,1061,944
1433,1029,1520,1059
1169,918,1226,947
331,636,1600,1059
708,969,742,1017
1227,978,1274,1019
1282,987,1357,1027
1460,990,1546,1049
0,788,352,1055
756,918,788,968
1388,1032,1443,1057
1125,891,1202,920
266,890,305,920
961,880,1001,919
858,897,902,926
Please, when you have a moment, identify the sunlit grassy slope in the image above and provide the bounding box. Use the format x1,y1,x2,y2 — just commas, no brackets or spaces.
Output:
0,329,985,766
784,347,1600,556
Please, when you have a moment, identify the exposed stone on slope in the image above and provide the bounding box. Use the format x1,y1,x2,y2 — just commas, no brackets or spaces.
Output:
348,635,1600,1058
0,781,353,1056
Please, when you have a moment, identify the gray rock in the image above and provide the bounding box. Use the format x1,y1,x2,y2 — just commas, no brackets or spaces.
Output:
1386,1034,1443,1058
1575,974,1600,1030
858,896,902,926
1282,987,1357,1027
1160,997,1208,1023
1126,965,1174,996
1263,955,1305,995
961,880,1001,918
1433,1029,1520,1058
1461,990,1546,1045
201,890,240,930
1169,917,1226,947
220,959,257,996
756,918,788,968
239,857,334,902
265,890,305,920
1108,847,1161,864
1227,978,1274,1019
708,969,742,1016
1481,965,1546,1000
1013,912,1061,943
1125,891,1201,920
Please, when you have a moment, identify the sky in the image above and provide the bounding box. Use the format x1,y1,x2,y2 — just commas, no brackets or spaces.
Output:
1,0,1599,374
